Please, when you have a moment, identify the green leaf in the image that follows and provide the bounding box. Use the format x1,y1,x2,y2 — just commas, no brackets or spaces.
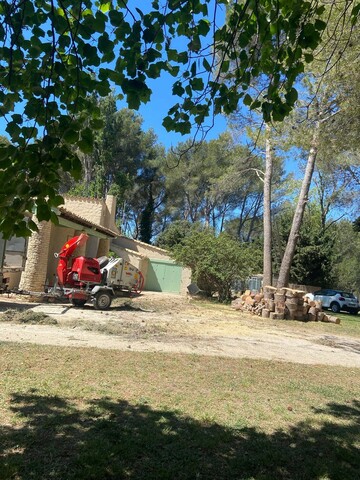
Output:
316,5,326,15
285,87,298,105
197,19,210,36
351,4,360,24
314,19,327,31
98,33,113,54
109,10,124,27
36,203,52,222
50,211,60,225
77,139,93,154
238,33,249,49
203,57,211,72
100,2,111,13
243,94,252,106
220,60,230,73
250,100,261,110
188,35,201,52
172,81,185,96
167,49,178,62
63,129,79,143
90,118,104,130
162,115,174,132
190,77,204,91
177,51,188,64
27,219,39,232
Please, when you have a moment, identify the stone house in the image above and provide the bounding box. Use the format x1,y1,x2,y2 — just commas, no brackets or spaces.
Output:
2,194,191,295
19,195,119,292
111,236,191,295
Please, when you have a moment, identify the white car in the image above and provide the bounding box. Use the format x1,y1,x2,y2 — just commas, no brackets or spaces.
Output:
313,289,359,314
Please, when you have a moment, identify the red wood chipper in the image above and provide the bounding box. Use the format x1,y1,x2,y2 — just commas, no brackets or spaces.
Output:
52,233,144,309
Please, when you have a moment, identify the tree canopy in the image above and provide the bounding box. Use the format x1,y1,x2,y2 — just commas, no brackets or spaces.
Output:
171,229,262,302
2,0,359,237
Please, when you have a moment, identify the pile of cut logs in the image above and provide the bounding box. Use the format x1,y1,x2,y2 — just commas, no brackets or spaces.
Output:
231,286,340,324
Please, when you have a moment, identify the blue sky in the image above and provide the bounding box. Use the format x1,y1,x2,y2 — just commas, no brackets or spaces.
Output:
118,0,229,149
121,72,229,149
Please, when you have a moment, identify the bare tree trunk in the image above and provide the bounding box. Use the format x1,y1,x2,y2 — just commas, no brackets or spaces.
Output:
203,200,211,228
245,193,262,242
263,123,273,286
276,121,320,288
79,152,94,193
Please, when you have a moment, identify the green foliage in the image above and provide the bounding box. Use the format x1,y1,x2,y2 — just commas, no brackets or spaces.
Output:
171,230,262,302
156,220,203,249
332,221,360,293
65,97,166,239
1,0,350,237
162,135,258,233
139,185,155,244
272,205,335,287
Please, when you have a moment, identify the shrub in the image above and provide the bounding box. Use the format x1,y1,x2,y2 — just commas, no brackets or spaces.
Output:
171,230,262,302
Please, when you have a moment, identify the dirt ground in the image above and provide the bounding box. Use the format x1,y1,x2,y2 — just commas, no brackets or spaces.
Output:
0,292,360,367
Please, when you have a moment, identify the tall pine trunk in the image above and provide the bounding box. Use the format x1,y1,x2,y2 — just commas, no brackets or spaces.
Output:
276,120,320,288
263,123,273,286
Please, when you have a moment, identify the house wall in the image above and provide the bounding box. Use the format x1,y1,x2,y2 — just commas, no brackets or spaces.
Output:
110,244,147,275
86,235,100,258
64,196,105,225
105,195,118,232
3,271,22,290
63,195,119,233
111,237,191,295
19,219,53,292
97,238,110,257
46,226,76,287
113,236,170,260
1,235,27,290
179,266,192,295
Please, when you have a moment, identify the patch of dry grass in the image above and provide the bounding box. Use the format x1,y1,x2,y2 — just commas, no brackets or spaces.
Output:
0,309,58,325
64,318,168,338
0,343,359,479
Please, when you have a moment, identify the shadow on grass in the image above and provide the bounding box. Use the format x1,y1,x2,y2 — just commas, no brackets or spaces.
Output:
0,302,40,313
0,393,359,480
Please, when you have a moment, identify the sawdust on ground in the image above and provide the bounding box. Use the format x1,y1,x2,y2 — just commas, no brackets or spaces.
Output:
0,292,359,367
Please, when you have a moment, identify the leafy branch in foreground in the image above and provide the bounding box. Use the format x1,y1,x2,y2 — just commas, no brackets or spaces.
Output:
0,0,359,237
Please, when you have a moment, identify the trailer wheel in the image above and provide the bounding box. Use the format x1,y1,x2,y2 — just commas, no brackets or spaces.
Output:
71,299,87,307
93,291,112,310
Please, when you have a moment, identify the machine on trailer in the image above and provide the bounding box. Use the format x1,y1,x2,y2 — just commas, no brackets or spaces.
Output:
52,233,144,309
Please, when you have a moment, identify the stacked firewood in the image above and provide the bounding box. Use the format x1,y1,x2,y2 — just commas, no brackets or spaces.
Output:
231,291,265,315
231,286,340,324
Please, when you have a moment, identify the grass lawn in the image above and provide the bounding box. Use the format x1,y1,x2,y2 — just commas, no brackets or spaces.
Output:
0,342,359,480
332,311,360,335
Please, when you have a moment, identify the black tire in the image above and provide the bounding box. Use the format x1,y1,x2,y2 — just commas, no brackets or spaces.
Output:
71,298,87,307
330,302,341,314
349,308,359,315
93,291,112,310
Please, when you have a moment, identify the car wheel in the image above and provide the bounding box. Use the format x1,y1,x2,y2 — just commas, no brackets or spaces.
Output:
330,302,340,314
93,291,112,310
349,308,359,315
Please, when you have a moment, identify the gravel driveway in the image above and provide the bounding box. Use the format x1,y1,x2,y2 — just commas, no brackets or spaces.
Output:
1,292,359,368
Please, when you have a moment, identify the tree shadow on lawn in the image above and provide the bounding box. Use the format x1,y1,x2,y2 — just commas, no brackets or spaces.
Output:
0,392,359,480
